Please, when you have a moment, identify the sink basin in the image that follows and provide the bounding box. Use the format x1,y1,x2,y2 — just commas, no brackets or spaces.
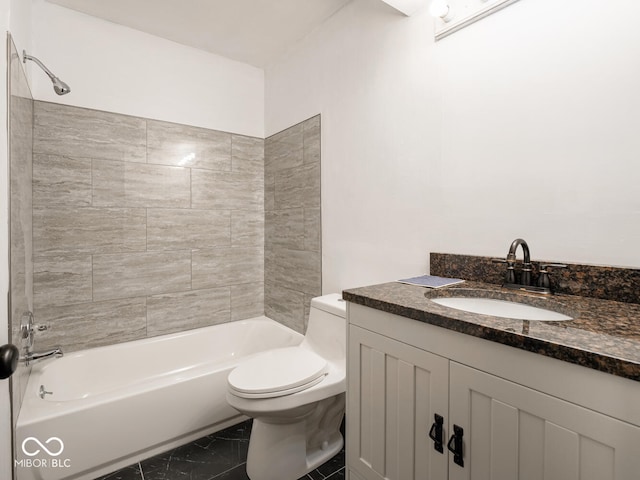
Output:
430,297,573,321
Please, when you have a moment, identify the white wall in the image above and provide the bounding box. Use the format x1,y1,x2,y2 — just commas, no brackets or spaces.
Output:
31,0,265,137
266,0,442,293
265,0,640,294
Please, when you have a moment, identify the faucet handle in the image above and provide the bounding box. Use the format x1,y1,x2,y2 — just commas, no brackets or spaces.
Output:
540,263,568,271
491,258,507,264
34,324,50,332
536,263,567,289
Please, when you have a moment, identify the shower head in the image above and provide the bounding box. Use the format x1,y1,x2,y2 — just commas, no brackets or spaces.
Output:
23,50,71,95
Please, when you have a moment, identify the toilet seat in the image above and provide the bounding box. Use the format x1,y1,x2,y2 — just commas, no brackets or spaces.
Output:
228,347,328,399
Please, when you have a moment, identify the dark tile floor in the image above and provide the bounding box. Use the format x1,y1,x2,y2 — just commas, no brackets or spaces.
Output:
95,419,345,480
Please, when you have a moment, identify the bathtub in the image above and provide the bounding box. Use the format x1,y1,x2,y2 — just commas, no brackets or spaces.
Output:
15,317,303,480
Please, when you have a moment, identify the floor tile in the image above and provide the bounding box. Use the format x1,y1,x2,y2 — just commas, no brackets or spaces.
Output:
93,419,345,480
140,429,251,480
211,463,251,480
93,462,143,480
325,467,346,480
314,447,345,478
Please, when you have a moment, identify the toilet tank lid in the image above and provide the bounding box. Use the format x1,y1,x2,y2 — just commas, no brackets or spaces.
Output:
311,293,346,318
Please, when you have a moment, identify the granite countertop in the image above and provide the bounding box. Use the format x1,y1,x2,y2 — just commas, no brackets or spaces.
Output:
342,281,640,382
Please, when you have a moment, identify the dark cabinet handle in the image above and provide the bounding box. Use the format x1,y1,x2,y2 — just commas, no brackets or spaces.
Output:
428,414,444,453
447,424,464,467
0,344,20,380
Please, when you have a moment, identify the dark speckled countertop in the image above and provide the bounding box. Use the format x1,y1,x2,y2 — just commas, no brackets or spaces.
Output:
343,281,640,382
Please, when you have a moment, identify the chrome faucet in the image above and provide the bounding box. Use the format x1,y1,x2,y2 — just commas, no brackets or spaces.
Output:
23,347,63,366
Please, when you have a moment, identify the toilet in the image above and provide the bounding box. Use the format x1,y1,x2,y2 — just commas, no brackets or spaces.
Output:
226,293,346,480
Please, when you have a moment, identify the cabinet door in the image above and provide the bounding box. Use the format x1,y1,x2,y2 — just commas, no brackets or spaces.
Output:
348,325,449,480
449,362,640,480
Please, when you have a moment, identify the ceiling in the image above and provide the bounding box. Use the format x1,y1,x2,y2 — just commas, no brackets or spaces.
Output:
45,0,352,68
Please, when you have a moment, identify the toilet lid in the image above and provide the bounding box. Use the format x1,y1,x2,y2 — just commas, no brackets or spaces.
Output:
228,347,328,398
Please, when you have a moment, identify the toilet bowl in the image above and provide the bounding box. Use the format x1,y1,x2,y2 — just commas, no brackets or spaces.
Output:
226,293,346,480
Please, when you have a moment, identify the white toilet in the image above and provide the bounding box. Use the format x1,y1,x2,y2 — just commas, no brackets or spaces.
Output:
226,293,346,480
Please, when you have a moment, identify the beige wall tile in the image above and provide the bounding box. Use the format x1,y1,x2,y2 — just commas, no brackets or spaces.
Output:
304,208,321,252
274,162,320,209
265,123,303,174
147,287,231,336
34,255,92,308
33,154,92,206
192,247,263,289
232,210,265,247
265,209,304,249
35,297,147,352
147,208,230,251
303,115,321,164
231,283,264,320
232,135,264,174
192,169,263,210
265,173,275,211
33,206,146,256
92,160,191,208
33,101,146,162
147,119,231,171
265,281,304,333
268,248,321,296
93,251,191,301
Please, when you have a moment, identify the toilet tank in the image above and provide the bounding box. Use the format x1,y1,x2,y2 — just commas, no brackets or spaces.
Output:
302,293,346,364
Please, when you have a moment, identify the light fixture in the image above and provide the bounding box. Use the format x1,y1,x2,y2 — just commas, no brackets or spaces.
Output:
429,0,455,22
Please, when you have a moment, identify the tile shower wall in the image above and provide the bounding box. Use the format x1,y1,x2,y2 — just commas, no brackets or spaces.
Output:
264,116,321,332
9,36,34,431
32,101,265,352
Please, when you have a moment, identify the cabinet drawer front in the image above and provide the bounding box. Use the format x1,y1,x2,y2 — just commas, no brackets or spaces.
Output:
348,325,449,480
449,362,640,480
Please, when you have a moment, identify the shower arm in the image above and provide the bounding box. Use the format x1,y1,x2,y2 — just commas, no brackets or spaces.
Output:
22,50,71,95
23,50,58,81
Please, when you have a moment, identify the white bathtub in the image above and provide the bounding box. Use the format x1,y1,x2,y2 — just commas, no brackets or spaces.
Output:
15,317,302,480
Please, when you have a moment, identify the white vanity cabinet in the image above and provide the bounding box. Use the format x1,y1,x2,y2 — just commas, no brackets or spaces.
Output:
346,303,640,480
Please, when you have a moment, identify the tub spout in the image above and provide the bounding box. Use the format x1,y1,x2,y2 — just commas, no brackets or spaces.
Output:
23,347,63,366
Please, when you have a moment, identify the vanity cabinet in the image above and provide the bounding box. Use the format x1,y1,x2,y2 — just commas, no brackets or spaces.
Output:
346,303,640,480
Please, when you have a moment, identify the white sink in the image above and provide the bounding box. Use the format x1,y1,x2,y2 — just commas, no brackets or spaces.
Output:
430,297,573,321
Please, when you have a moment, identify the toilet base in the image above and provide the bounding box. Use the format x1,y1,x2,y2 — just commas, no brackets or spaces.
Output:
246,394,345,480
